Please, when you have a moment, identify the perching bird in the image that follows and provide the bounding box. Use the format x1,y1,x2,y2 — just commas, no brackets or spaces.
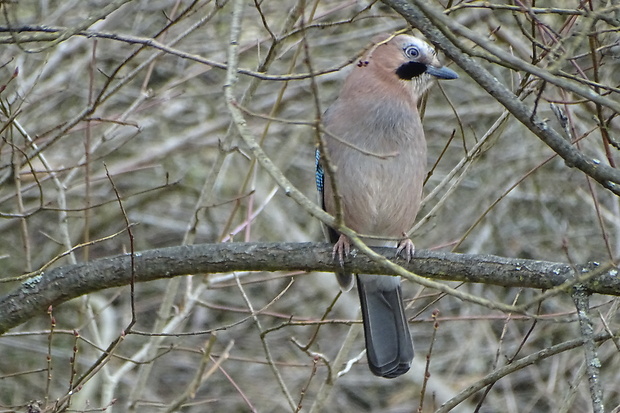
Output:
315,33,457,378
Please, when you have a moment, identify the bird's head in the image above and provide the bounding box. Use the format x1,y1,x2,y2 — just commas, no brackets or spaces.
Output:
361,33,458,94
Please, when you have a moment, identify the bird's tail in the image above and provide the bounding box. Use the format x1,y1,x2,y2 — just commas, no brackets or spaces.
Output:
357,274,414,378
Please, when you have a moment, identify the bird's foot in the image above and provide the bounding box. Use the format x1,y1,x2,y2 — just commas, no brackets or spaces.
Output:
396,237,415,262
333,234,351,267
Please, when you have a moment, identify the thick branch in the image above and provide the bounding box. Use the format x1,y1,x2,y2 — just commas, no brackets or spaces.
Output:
1,242,618,335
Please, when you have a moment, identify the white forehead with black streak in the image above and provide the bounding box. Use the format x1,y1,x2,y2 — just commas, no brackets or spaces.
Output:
359,34,440,80
352,34,457,98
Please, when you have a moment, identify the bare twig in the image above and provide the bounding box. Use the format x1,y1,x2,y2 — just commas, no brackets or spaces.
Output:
436,330,616,413
571,286,605,413
382,0,620,196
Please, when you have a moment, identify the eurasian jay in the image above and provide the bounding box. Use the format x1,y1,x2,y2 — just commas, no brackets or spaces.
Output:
315,33,458,378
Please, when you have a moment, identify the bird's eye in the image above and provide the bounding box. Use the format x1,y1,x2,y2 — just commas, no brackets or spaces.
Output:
404,46,419,59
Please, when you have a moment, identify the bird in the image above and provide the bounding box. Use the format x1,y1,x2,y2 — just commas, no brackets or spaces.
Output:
315,33,458,378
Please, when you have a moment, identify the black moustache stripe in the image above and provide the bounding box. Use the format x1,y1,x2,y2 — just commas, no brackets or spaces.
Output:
395,62,427,80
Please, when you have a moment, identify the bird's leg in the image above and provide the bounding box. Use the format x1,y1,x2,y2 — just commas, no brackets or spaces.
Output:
333,234,351,267
396,235,415,262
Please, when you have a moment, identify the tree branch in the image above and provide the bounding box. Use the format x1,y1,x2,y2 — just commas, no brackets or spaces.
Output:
1,242,618,335
0,24,345,82
572,287,605,413
381,0,620,196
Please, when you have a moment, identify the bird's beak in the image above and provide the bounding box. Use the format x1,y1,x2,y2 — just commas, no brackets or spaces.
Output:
425,65,458,80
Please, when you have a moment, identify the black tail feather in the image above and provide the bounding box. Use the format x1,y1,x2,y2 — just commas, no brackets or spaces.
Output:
357,275,414,378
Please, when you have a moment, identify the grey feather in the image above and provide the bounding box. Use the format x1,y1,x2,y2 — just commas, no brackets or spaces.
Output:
357,273,413,378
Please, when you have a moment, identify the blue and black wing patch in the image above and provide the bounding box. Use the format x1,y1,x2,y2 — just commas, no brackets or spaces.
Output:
315,147,338,242
315,148,324,194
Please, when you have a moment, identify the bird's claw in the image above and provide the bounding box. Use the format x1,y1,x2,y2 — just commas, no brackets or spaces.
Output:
333,235,351,267
396,238,415,262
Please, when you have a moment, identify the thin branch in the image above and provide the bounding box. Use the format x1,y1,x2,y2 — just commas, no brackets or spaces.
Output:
382,0,620,196
435,330,617,413
0,25,348,82
225,0,295,409
572,286,605,413
308,322,363,413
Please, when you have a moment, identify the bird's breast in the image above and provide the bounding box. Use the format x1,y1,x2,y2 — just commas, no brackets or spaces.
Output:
344,149,425,237
323,99,427,238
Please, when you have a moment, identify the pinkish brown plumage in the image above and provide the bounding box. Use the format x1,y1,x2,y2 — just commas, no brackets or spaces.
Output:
316,33,457,378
